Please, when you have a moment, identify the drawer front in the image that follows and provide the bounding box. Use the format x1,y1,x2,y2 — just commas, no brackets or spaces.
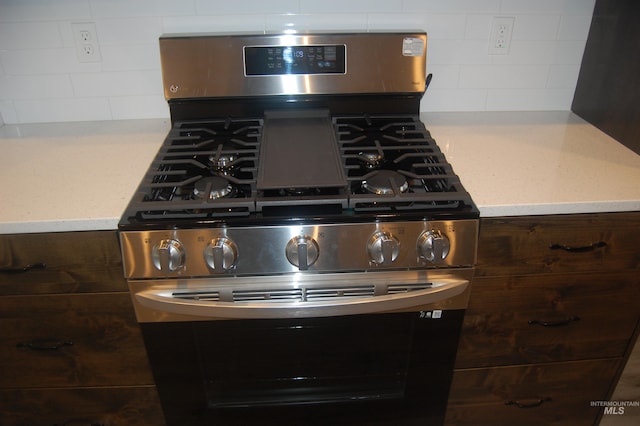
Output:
0,231,127,295
0,292,154,388
445,359,620,426
0,386,164,426
476,213,640,277
456,271,640,368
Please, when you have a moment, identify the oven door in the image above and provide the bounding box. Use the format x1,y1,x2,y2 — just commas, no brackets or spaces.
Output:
131,270,471,426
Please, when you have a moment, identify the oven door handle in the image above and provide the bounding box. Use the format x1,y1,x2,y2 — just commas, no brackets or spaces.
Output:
134,279,469,320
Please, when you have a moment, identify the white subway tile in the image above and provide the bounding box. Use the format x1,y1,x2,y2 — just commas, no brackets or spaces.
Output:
511,14,561,41
265,14,368,33
459,64,550,89
0,100,18,124
501,0,595,15
403,0,500,14
0,48,101,75
71,70,162,97
101,44,160,71
109,95,168,120
366,14,425,31
557,15,593,40
97,17,163,45
197,0,299,15
0,74,74,99
464,14,493,40
0,22,63,50
91,0,195,18
300,0,401,13
0,0,91,22
163,15,266,34
424,65,461,89
13,97,112,123
547,64,581,89
423,14,467,40
427,40,493,65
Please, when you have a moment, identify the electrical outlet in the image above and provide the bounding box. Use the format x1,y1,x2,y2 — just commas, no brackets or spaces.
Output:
489,17,514,55
72,22,101,63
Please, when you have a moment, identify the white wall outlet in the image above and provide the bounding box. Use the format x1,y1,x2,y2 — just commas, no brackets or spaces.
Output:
489,16,515,55
72,22,101,63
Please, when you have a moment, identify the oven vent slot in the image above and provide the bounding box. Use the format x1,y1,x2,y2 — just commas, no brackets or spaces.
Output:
305,285,375,300
171,290,221,301
233,289,303,302
387,283,433,294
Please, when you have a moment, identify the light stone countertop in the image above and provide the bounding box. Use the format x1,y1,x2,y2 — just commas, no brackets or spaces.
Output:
1,111,639,235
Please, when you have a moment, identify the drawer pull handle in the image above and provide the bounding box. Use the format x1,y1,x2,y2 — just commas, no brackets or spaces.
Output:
505,397,552,408
528,316,580,327
17,339,73,351
549,241,606,253
0,262,47,274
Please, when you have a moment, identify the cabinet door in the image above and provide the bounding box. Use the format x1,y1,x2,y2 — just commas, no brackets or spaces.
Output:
0,231,127,295
0,292,154,388
0,387,164,426
476,213,640,276
456,271,640,368
445,359,620,426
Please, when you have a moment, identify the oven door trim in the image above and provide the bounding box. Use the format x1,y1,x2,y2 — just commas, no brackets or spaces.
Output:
129,269,472,322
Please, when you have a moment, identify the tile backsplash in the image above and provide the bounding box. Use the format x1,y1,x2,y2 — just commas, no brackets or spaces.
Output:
0,0,595,124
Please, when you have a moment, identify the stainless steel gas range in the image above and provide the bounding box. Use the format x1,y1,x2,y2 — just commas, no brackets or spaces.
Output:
119,31,478,426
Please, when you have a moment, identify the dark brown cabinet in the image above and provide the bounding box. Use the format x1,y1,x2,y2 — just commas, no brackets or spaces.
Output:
0,231,164,426
446,212,640,425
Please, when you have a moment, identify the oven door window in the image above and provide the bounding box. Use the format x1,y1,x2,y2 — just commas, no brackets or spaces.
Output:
197,314,412,407
141,310,464,425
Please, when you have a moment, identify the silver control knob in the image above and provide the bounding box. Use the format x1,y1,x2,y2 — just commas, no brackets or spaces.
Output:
285,235,319,270
151,239,185,272
204,237,238,273
418,230,451,262
367,231,400,265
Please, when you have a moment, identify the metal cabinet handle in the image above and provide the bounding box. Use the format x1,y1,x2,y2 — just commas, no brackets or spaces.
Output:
17,339,73,351
549,241,606,253
0,262,47,274
505,397,552,408
528,316,580,327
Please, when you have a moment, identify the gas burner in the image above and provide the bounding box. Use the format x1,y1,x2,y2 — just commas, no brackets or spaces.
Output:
193,176,235,200
362,170,409,195
209,153,237,174
356,151,385,169
282,187,320,197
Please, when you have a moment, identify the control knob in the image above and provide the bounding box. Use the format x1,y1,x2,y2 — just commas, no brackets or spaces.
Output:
204,237,238,273
367,231,400,265
286,235,319,270
417,230,451,262
151,239,185,272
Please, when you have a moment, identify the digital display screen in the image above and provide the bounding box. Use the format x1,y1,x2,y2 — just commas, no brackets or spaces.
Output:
244,44,346,76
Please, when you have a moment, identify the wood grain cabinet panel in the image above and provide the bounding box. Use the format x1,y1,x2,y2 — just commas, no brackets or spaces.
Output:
0,386,165,426
0,231,163,423
446,359,621,426
456,270,640,368
0,231,127,295
0,292,154,388
475,212,640,277
447,213,640,426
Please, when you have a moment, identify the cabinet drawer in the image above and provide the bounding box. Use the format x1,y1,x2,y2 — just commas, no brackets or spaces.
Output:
456,271,640,368
0,386,164,426
445,358,620,426
0,292,153,388
476,213,640,276
0,231,127,295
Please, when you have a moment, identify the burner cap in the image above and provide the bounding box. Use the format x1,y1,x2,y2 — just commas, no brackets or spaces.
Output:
362,170,409,195
357,151,385,168
209,153,236,171
193,176,234,200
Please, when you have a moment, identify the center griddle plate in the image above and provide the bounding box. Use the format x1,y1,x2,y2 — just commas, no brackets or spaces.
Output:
257,109,347,190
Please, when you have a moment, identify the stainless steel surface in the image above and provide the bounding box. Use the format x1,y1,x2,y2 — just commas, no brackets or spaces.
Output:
120,219,478,279
129,269,472,322
159,32,427,99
